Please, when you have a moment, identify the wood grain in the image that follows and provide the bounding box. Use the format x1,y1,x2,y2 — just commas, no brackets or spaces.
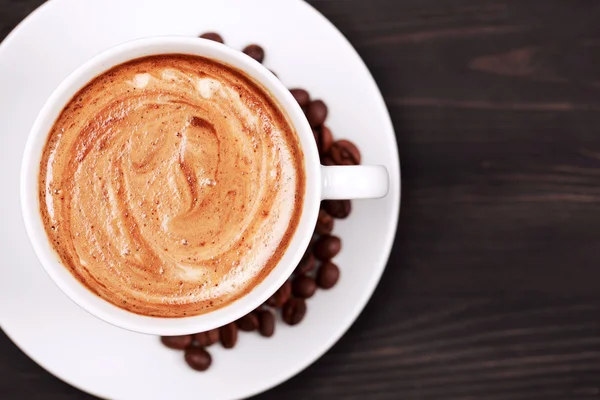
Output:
2,0,600,399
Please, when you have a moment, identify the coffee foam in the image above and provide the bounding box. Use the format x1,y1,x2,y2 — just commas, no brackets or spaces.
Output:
39,55,305,318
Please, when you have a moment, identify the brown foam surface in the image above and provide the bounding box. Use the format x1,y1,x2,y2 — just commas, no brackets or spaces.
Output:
39,55,304,317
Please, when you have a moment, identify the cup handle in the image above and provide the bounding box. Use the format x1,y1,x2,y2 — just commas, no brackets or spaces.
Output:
321,165,390,200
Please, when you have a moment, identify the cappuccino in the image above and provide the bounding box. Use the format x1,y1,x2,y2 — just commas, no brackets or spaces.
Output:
39,55,305,318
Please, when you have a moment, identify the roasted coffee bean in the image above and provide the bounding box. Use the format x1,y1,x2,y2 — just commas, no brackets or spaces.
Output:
290,88,310,107
321,155,336,166
193,329,220,347
292,275,317,299
192,332,209,347
206,329,220,345
192,332,208,347
312,129,322,153
319,126,334,155
317,261,340,289
161,335,193,350
312,126,334,155
266,280,292,308
315,209,334,235
329,139,361,165
184,347,212,371
219,323,238,349
295,251,316,275
199,32,224,44
305,100,328,128
258,309,275,337
314,235,341,261
243,44,265,63
282,298,307,326
236,312,259,332
323,200,351,219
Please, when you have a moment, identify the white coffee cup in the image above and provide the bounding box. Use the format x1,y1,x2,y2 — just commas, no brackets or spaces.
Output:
20,36,389,335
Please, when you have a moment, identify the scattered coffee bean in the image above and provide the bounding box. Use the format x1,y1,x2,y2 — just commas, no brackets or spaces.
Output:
317,261,340,289
193,329,220,347
266,280,292,308
192,332,209,347
243,44,265,63
219,323,238,349
258,309,276,337
161,335,192,350
206,329,220,345
323,200,352,219
184,347,212,371
282,298,307,326
305,100,328,128
319,126,334,155
192,330,218,347
315,209,334,235
290,89,310,107
292,275,317,299
313,129,322,153
329,139,361,165
236,312,259,332
199,32,224,44
295,251,316,275
313,126,334,155
321,155,336,166
314,235,342,261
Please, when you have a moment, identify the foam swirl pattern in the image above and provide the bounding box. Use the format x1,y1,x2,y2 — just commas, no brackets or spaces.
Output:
39,55,304,317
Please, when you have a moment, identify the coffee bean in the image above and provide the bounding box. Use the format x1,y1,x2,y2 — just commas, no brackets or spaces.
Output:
321,155,336,166
312,129,322,154
323,200,352,219
305,100,328,128
192,332,208,347
193,332,214,347
282,298,307,326
292,275,317,299
290,89,310,107
161,335,192,350
319,126,334,155
315,209,334,235
219,323,238,349
317,261,340,289
206,329,220,345
295,251,316,275
314,235,341,261
258,309,275,337
243,44,265,63
193,329,220,347
266,280,292,308
329,139,361,165
236,312,259,332
184,347,212,371
313,126,334,155
199,32,224,44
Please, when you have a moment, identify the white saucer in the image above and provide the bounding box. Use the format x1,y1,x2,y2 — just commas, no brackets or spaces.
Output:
0,0,400,398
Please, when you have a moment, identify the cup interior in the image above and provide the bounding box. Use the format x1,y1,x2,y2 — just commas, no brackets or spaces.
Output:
20,36,321,335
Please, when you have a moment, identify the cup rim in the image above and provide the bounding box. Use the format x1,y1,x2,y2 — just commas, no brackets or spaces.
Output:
20,36,321,335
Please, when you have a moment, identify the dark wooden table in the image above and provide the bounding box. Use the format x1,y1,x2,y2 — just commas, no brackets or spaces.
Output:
3,0,600,399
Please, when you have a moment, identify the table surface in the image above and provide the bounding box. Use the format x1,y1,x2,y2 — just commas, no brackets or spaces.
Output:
3,0,600,399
